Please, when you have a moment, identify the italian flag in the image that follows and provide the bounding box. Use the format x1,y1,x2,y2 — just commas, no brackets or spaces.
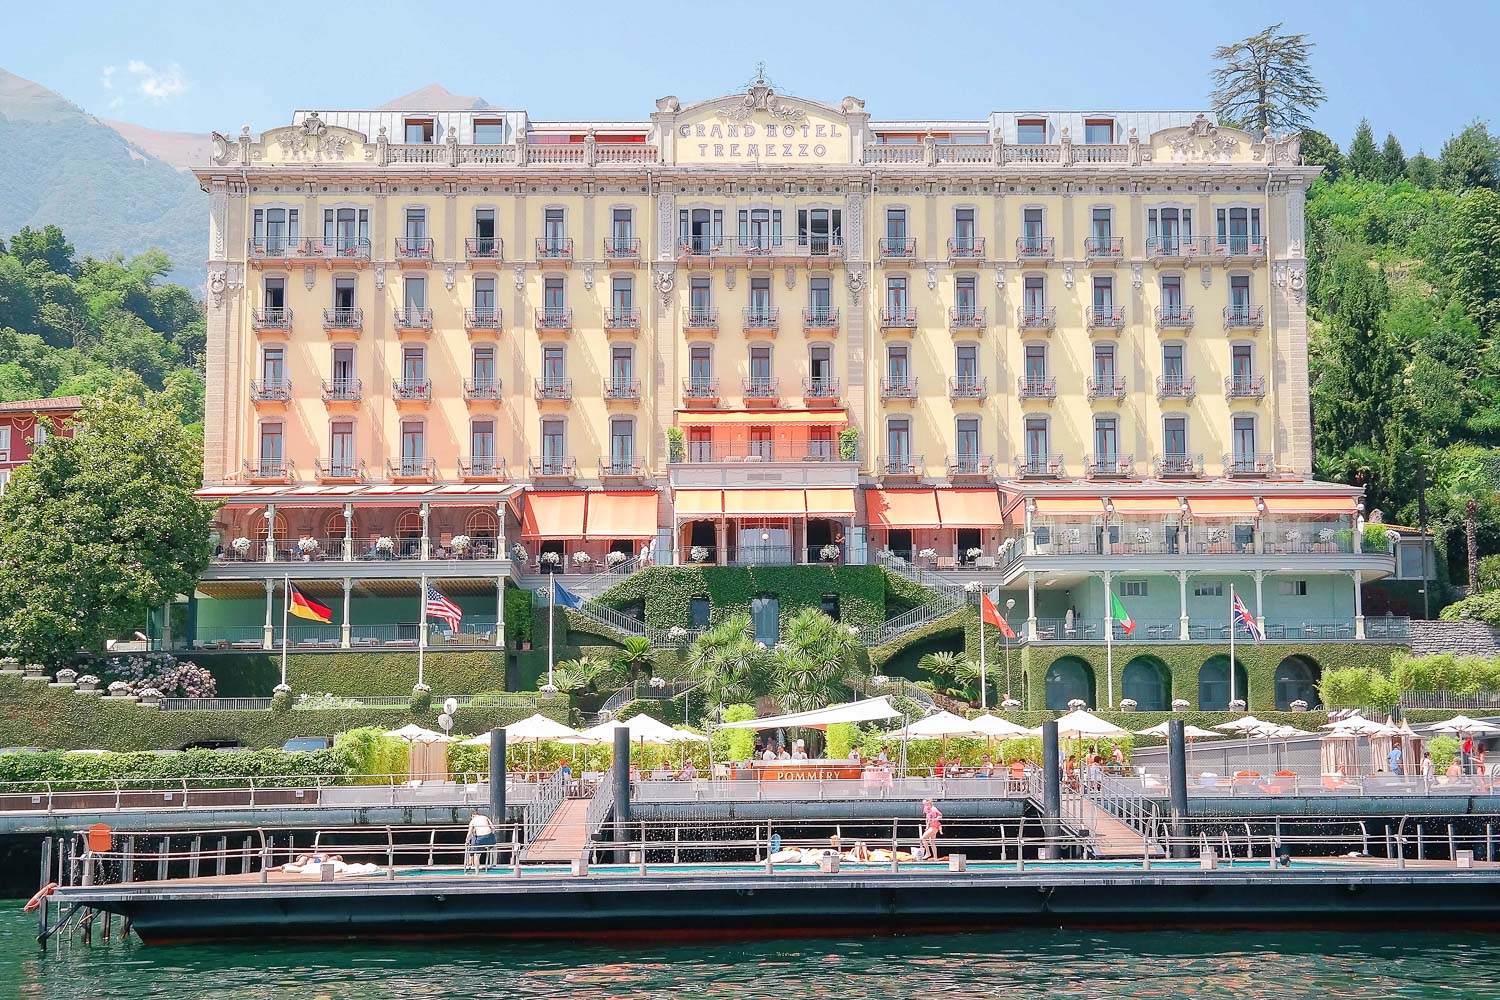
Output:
1109,591,1136,635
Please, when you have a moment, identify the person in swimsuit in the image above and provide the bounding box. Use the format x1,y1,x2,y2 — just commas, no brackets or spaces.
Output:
919,798,943,859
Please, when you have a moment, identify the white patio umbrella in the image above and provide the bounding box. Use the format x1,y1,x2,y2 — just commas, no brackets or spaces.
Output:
969,714,1034,738
1426,715,1500,735
886,710,987,740
1214,716,1268,734
384,724,454,743
1133,722,1224,739
583,714,709,771
1321,713,1387,735
1043,709,1130,740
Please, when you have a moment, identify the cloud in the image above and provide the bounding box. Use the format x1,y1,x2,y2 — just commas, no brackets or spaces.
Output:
125,60,188,102
108,96,124,110
100,65,115,90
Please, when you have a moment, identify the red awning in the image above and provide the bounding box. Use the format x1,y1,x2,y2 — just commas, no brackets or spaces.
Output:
867,489,941,528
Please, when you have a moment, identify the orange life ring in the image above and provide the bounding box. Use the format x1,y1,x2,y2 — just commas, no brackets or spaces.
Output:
23,883,57,913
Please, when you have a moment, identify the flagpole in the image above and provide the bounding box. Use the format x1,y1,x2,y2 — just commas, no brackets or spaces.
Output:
280,574,289,688
1229,583,1237,711
548,576,556,689
978,587,988,710
417,577,426,689
1104,579,1114,709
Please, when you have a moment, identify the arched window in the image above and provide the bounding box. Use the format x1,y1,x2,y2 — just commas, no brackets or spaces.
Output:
1044,657,1095,710
1274,656,1321,710
1121,657,1170,712
1198,656,1248,710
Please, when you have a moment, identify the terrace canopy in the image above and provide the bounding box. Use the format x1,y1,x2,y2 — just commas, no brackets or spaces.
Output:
581,715,709,745
715,696,904,731
1032,710,1129,739
885,710,986,740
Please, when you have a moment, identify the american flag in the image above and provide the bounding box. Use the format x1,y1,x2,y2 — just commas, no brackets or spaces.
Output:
1231,590,1263,642
425,586,463,630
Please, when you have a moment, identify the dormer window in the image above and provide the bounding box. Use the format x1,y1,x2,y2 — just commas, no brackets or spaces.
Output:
473,118,505,144
404,118,434,144
1017,118,1047,144
1084,119,1114,144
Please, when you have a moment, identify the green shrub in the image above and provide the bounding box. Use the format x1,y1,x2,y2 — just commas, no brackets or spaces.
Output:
1439,590,1500,624
292,692,364,710
1474,554,1500,593
1362,524,1395,553
333,726,409,780
1429,735,1460,769
825,722,857,760
1391,652,1500,695
714,704,756,763
838,427,859,461
0,747,351,791
505,586,534,647
1319,667,1399,710
666,427,685,463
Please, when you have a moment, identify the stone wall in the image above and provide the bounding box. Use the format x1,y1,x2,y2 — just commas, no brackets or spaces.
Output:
1409,620,1500,657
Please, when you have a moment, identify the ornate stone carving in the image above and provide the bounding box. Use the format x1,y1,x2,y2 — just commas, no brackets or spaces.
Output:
1273,263,1288,289
656,193,676,261
1289,267,1306,302
444,264,457,291
1200,265,1212,288
1286,184,1306,257
1164,114,1242,163
926,265,937,290
785,265,795,290
656,95,681,113
655,264,675,304
210,131,237,166
209,183,228,258
582,264,595,291
846,267,866,304
227,262,244,291
304,266,315,291
843,191,864,258
1062,263,1074,290
514,265,527,290
994,264,1005,289
373,264,386,290
1131,264,1143,290
717,74,805,123
208,270,227,307
725,265,736,290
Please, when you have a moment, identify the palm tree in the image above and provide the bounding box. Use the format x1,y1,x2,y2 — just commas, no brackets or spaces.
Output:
614,636,654,682
919,650,979,701
685,614,761,708
768,608,866,711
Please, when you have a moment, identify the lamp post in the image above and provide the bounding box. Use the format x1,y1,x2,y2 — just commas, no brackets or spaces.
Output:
1005,598,1016,703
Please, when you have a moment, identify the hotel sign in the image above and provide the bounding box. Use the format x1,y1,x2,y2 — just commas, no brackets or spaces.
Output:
678,119,846,162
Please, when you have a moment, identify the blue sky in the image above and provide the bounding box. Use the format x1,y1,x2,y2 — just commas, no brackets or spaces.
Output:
4,0,1495,155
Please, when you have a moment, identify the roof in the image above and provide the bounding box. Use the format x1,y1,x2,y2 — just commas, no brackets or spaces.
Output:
0,396,82,413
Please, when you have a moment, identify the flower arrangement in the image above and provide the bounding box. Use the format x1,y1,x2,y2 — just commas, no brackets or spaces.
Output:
451,534,472,554
0,657,17,671
540,551,562,566
1001,698,1022,710
819,544,841,562
918,548,937,560
232,536,252,556
690,545,710,563
667,625,688,641
606,551,628,566
1067,698,1088,711
54,668,78,685
511,542,528,562
136,687,163,704
76,674,100,692
97,653,217,698
107,681,133,696
1229,698,1248,712
999,537,1016,554
1317,528,1335,544
1065,528,1082,545
23,663,45,677
1172,698,1190,711
375,536,395,554
1135,526,1153,544
847,625,860,636
1283,529,1300,544
648,676,667,689
966,546,983,560
297,536,320,554
411,682,432,693
1119,698,1138,712
1207,526,1226,543
572,551,594,567
1385,529,1401,545
1289,699,1309,712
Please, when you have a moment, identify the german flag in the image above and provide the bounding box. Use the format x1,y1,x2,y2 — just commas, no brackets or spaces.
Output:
288,584,333,624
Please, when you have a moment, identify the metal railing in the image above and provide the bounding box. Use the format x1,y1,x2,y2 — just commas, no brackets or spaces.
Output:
1225,304,1265,328
603,236,641,259
880,308,917,328
948,375,988,399
947,453,994,477
673,444,838,465
803,307,839,329
322,307,362,329
948,236,986,258
1085,453,1134,477
529,457,577,478
1225,452,1274,476
314,458,364,482
387,457,436,480
684,307,719,330
880,454,923,477
534,377,573,401
1088,306,1125,330
1214,235,1267,257
464,307,502,329
465,237,503,260
582,763,617,858
535,307,573,329
878,237,916,258
949,307,987,329
463,377,502,400
536,238,573,260
457,456,507,480
1156,375,1196,399
392,378,432,401
1154,306,1194,330
600,459,643,478
1015,454,1064,478
803,377,841,400
1016,235,1055,259
1018,306,1057,330
320,378,361,402
1225,374,1267,398
1085,236,1124,258
252,307,292,329
606,308,641,329
249,378,292,402
393,307,433,329
394,237,434,259
682,377,720,400
742,307,780,330
1087,375,1127,400
741,376,780,400
603,377,641,401
521,771,566,849
1146,236,1206,258
1155,452,1204,477
880,376,918,399
248,237,372,261
1017,375,1057,400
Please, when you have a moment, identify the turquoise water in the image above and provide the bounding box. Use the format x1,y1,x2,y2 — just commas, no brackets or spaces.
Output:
4,906,1499,999
398,859,1325,876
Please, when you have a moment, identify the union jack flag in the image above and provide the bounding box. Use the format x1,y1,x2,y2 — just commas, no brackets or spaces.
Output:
425,585,463,631
1231,590,1263,642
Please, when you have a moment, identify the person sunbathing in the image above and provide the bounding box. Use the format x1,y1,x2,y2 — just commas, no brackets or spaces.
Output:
270,853,343,871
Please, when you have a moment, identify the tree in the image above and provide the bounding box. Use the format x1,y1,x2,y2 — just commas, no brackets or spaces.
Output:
7,225,76,277
1298,129,1342,180
1407,151,1440,188
768,608,863,711
684,615,761,708
1442,187,1500,335
1439,122,1500,192
0,392,214,662
1380,134,1407,183
1347,119,1380,180
613,635,654,682
1210,23,1326,132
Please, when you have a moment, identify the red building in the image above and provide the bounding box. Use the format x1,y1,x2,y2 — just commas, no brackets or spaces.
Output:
0,396,81,493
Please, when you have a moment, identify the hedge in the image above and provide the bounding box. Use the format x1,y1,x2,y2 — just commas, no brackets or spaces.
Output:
0,677,567,752
180,651,510,698
0,748,352,788
504,585,533,646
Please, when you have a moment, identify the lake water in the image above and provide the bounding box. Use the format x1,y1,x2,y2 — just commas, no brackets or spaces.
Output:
3,906,1497,999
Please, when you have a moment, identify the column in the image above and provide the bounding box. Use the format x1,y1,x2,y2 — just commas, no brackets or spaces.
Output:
342,503,354,562
1100,570,1113,642
419,502,431,561
341,578,353,649
1026,571,1038,640
419,573,429,650
160,601,173,651
1167,720,1190,859
1253,569,1267,637
1040,719,1061,860
263,503,277,562
496,575,506,649
496,501,508,561
1352,570,1365,639
1177,570,1190,641
262,578,275,650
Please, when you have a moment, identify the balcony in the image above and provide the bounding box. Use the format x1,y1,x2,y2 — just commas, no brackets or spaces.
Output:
1225,453,1274,478
458,456,508,481
1155,453,1204,478
741,376,781,404
803,377,841,404
464,307,503,332
880,376,918,401
880,308,918,331
1015,454,1064,479
947,236,986,261
249,378,292,404
251,307,292,331
530,457,577,481
682,377,720,406
603,236,641,262
246,238,300,263
465,237,503,262
684,307,719,335
320,378,362,403
678,236,723,259
1085,236,1124,262
387,457,436,482
323,307,362,333
797,235,844,260
1086,454,1135,478
949,307,987,332
1018,306,1057,332
1154,306,1194,332
393,307,433,333
743,307,780,334
1224,304,1265,330
878,237,916,261
394,237,434,263
241,460,292,484
315,458,365,482
463,377,502,402
880,455,923,479
948,375,988,401
1016,236,1055,261
947,454,995,479
1156,375,1196,401
606,308,641,334
1017,375,1057,401
1087,306,1125,333
391,378,432,404
1146,236,1205,262
1225,374,1267,399
603,377,641,402
1213,235,1267,261
1087,375,1127,401
670,443,855,488
599,458,644,481
803,307,839,335
536,238,573,262
534,377,573,402
536,307,573,333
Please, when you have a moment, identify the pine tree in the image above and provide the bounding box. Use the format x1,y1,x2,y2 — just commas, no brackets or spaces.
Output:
1299,129,1343,180
1347,120,1380,180
1439,122,1500,192
1407,151,1439,188
1380,134,1407,183
1210,24,1327,132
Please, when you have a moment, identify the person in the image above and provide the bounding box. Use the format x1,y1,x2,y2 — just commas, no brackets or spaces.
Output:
270,852,344,872
877,746,890,764
776,745,791,760
1477,744,1489,776
791,740,808,760
1462,734,1475,774
1446,758,1464,781
848,747,861,763
1420,750,1435,778
980,755,994,778
1063,755,1079,792
753,738,765,758
676,760,698,781
1110,745,1125,773
933,756,946,778
465,811,496,871
1386,744,1402,776
848,840,871,863
558,759,572,781
762,746,777,761
1086,752,1103,791
919,798,943,860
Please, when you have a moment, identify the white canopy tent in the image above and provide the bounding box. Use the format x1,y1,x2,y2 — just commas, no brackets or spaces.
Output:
714,696,904,731
384,724,455,744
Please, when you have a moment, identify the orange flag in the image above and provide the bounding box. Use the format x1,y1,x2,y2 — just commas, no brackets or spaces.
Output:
981,592,1017,639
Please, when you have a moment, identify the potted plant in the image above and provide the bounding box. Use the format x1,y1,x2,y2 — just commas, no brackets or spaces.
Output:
0,657,19,675
1135,526,1153,551
1119,698,1138,712
76,674,100,693
917,547,936,565
1316,527,1335,553
451,534,473,557
541,551,562,571
54,668,78,687
410,683,433,713
510,542,528,563
136,686,163,707
690,545,710,564
1064,528,1082,550
1207,525,1227,553
232,536,252,559
838,426,860,462
22,663,46,680
1289,699,1309,713
375,536,395,557
1229,698,1247,712
106,680,134,699
572,551,594,569
271,682,293,712
297,536,320,560
1067,698,1088,711
667,625,689,645
666,427,686,464
606,550,628,568
965,546,983,564
1171,698,1190,711
820,543,841,563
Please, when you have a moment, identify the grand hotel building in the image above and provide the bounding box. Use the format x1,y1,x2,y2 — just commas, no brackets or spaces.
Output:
189,79,1410,673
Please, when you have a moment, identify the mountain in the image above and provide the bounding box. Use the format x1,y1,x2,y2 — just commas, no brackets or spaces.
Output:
0,68,203,287
377,84,493,111
101,119,212,172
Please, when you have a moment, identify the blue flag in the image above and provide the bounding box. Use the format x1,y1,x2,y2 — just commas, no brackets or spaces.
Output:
552,577,583,610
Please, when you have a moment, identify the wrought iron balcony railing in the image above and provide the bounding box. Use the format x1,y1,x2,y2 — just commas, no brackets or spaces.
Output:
742,377,781,401
1154,306,1195,331
320,378,361,402
682,377,720,401
1213,235,1267,258
534,377,573,401
880,308,918,329
1016,235,1055,259
803,307,839,330
1086,454,1135,478
252,307,292,330
530,457,577,479
463,377,502,401
465,237,503,260
394,237,434,260
603,236,641,259
743,307,780,331
1225,452,1274,477
880,375,918,400
315,458,365,481
388,457,436,480
1224,304,1265,329
1085,236,1124,259
1087,306,1125,330
1225,374,1267,398
1155,453,1204,478
948,375,988,400
323,307,362,330
1015,454,1064,478
947,236,985,259
606,308,641,330
458,456,508,480
536,307,573,330
604,377,641,401
1018,306,1057,330
1017,375,1057,400
878,237,916,259
536,237,573,260
1146,236,1206,259
250,378,292,402
1087,375,1127,400
1156,375,1196,400
949,307,987,330
881,455,923,477
393,307,433,329
392,378,432,401
465,307,503,330
803,377,841,401
947,454,994,478
684,307,719,331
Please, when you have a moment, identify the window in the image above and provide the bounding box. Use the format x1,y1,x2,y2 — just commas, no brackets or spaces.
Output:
473,119,505,144
1232,416,1257,463
611,208,633,249
749,276,772,320
331,345,355,386
689,276,712,315
1092,275,1114,321
258,421,283,472
1021,207,1045,251
262,276,286,312
886,417,912,467
543,208,567,252
1148,207,1192,251
809,276,832,321
541,418,566,467
611,275,633,319
820,594,841,621
333,276,356,310
33,422,48,447
1120,580,1148,598
404,118,434,144
688,426,712,461
404,208,427,242
750,594,780,645
690,597,711,628
470,419,495,463
887,343,910,380
1024,343,1048,382
1024,417,1048,463
474,209,497,256
955,417,980,463
1163,416,1188,458
749,425,773,461
1091,207,1112,241
955,275,977,319
472,344,496,387
401,345,425,384
953,207,977,252
1160,275,1183,316
1229,274,1253,321
1093,342,1116,380
681,207,724,254
1231,343,1254,378
797,207,842,254
252,207,299,251
609,417,635,472
1193,580,1223,598
809,343,832,384
809,425,834,460
399,420,424,469
1162,343,1185,378
1277,579,1309,597
1,425,14,460
261,345,285,383
543,276,566,316
542,344,566,384
327,420,354,475
1084,119,1114,144
884,207,909,254
886,276,909,316
955,343,979,382
323,207,368,252
1093,416,1119,463
473,276,496,316
610,345,634,394
1397,541,1431,579
1023,275,1045,317
689,344,713,387
1216,206,1261,251
738,207,782,251
1017,118,1047,144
